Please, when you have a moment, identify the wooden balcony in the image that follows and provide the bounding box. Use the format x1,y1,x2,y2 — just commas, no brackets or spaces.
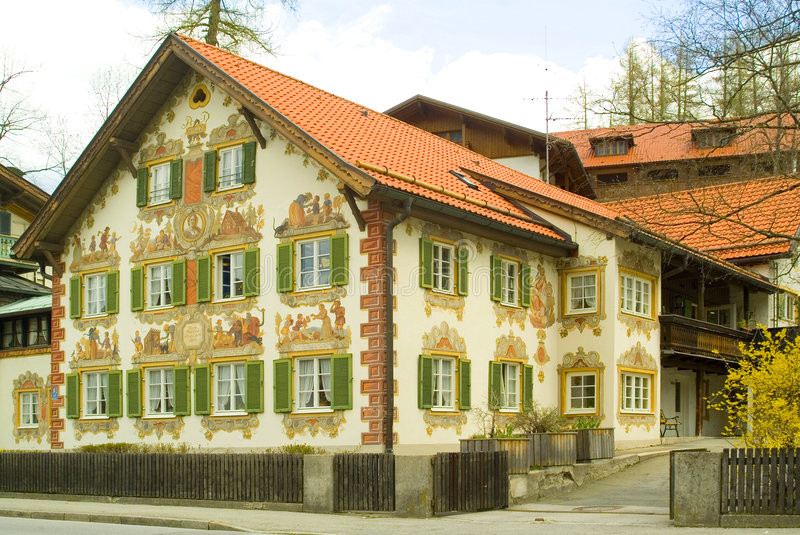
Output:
0,235,14,259
660,314,753,362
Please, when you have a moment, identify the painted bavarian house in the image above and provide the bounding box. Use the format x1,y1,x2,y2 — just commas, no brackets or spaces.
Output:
7,35,778,452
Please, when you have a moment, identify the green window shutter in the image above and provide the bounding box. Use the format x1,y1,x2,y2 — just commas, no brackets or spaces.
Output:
136,168,148,207
203,150,217,192
330,354,352,410
243,248,260,297
130,267,144,311
458,359,471,410
419,238,433,289
522,364,534,411
488,361,502,409
242,141,257,184
106,270,119,315
69,276,82,319
520,263,532,308
169,159,183,199
245,360,264,413
457,246,469,296
66,373,80,419
276,242,294,293
418,355,433,409
194,364,211,415
490,256,503,302
107,370,123,418
330,234,349,286
126,369,142,418
171,259,186,305
273,358,292,413
196,255,212,302
173,366,191,416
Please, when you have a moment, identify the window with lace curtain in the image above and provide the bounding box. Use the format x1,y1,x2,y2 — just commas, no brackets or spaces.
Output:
146,367,174,416
296,356,332,411
215,362,246,413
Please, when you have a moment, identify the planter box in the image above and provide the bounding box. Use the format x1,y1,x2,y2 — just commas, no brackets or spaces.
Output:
528,432,577,467
575,428,615,462
460,438,530,474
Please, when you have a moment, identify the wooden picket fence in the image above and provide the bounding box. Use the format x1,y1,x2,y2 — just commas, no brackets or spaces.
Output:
721,448,800,514
0,451,303,503
529,432,577,467
459,438,530,474
433,451,509,514
333,453,394,512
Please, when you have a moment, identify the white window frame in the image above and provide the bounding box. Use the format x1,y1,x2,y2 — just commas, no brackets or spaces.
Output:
214,362,246,414
215,251,244,301
500,362,519,411
565,371,597,415
432,242,455,294
18,391,38,428
297,237,331,291
295,356,333,412
84,273,107,317
146,367,174,417
778,293,797,322
147,262,173,309
149,162,171,205
621,273,652,318
622,372,652,413
500,258,520,307
567,272,598,315
83,371,109,418
431,356,455,410
218,145,244,190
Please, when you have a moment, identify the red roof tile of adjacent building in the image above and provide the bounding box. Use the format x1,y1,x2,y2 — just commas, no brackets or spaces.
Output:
607,176,800,260
555,120,791,169
180,37,619,239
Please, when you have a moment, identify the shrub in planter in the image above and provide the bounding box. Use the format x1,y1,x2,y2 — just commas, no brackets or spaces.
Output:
510,402,576,467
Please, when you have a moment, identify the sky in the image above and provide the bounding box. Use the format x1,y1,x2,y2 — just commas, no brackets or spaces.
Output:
1,0,676,191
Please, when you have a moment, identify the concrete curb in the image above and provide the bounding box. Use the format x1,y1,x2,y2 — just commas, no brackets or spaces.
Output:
0,508,249,531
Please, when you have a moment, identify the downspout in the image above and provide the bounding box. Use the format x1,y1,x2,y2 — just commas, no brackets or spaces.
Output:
385,198,413,454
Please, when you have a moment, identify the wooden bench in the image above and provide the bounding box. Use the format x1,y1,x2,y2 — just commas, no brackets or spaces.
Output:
661,410,680,437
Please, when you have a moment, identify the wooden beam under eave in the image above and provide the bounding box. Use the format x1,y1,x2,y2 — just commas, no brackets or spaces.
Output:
41,249,62,277
338,183,366,232
239,107,267,149
109,138,138,177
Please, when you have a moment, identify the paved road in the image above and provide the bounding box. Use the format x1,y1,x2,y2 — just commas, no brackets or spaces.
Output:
0,517,243,535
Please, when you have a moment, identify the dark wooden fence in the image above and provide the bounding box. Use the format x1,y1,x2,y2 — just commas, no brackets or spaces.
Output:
433,451,508,514
529,432,577,467
333,453,394,512
721,448,800,514
460,438,529,474
575,428,614,462
0,452,302,503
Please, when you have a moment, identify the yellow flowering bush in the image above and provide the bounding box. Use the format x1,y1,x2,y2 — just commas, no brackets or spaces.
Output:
711,329,800,447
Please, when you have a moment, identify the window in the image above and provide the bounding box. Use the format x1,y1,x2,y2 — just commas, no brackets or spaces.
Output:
85,273,107,317
778,293,797,322
566,372,596,414
693,128,736,149
296,356,332,411
622,372,651,412
218,145,244,189
431,356,455,409
149,162,171,204
706,304,736,328
596,172,628,185
298,238,330,290
18,391,38,428
215,362,245,413
0,315,47,350
621,273,652,318
432,242,454,293
84,371,109,417
216,251,244,300
592,138,631,156
147,263,172,309
567,272,597,314
698,164,731,177
500,362,519,410
435,130,463,144
146,368,174,416
647,169,679,181
500,259,519,306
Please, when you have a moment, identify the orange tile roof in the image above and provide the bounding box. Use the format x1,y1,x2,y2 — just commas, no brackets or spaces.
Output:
180,36,619,240
607,176,800,260
555,120,791,169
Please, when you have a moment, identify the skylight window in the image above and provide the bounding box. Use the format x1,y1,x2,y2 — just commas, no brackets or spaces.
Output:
450,170,479,190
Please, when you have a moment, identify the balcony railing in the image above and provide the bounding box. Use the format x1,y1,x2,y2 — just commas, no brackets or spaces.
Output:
0,235,15,259
660,314,753,362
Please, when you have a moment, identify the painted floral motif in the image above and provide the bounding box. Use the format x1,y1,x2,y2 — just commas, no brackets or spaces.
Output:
135,417,185,439
202,414,259,439
534,329,549,382
275,301,349,352
528,264,555,329
282,411,346,438
493,302,527,329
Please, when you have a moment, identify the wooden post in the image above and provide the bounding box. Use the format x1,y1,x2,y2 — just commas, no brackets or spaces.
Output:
696,369,704,436
698,271,705,321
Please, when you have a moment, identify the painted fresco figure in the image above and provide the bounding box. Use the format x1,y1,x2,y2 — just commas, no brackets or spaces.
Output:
244,312,262,345
132,330,143,355
313,304,333,339
330,300,346,331
288,193,309,227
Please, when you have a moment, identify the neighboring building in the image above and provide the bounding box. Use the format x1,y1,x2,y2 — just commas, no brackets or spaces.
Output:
7,35,778,453
555,119,796,201
385,95,595,198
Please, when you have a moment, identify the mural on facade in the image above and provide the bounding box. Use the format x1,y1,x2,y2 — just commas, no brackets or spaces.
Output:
275,302,349,351
71,327,120,364
422,322,468,434
213,309,264,352
132,323,177,358
556,255,607,337
616,342,658,432
528,264,556,329
129,223,181,261
275,191,347,237
69,227,120,271
534,330,550,383
11,371,49,444
617,249,660,338
206,204,264,245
